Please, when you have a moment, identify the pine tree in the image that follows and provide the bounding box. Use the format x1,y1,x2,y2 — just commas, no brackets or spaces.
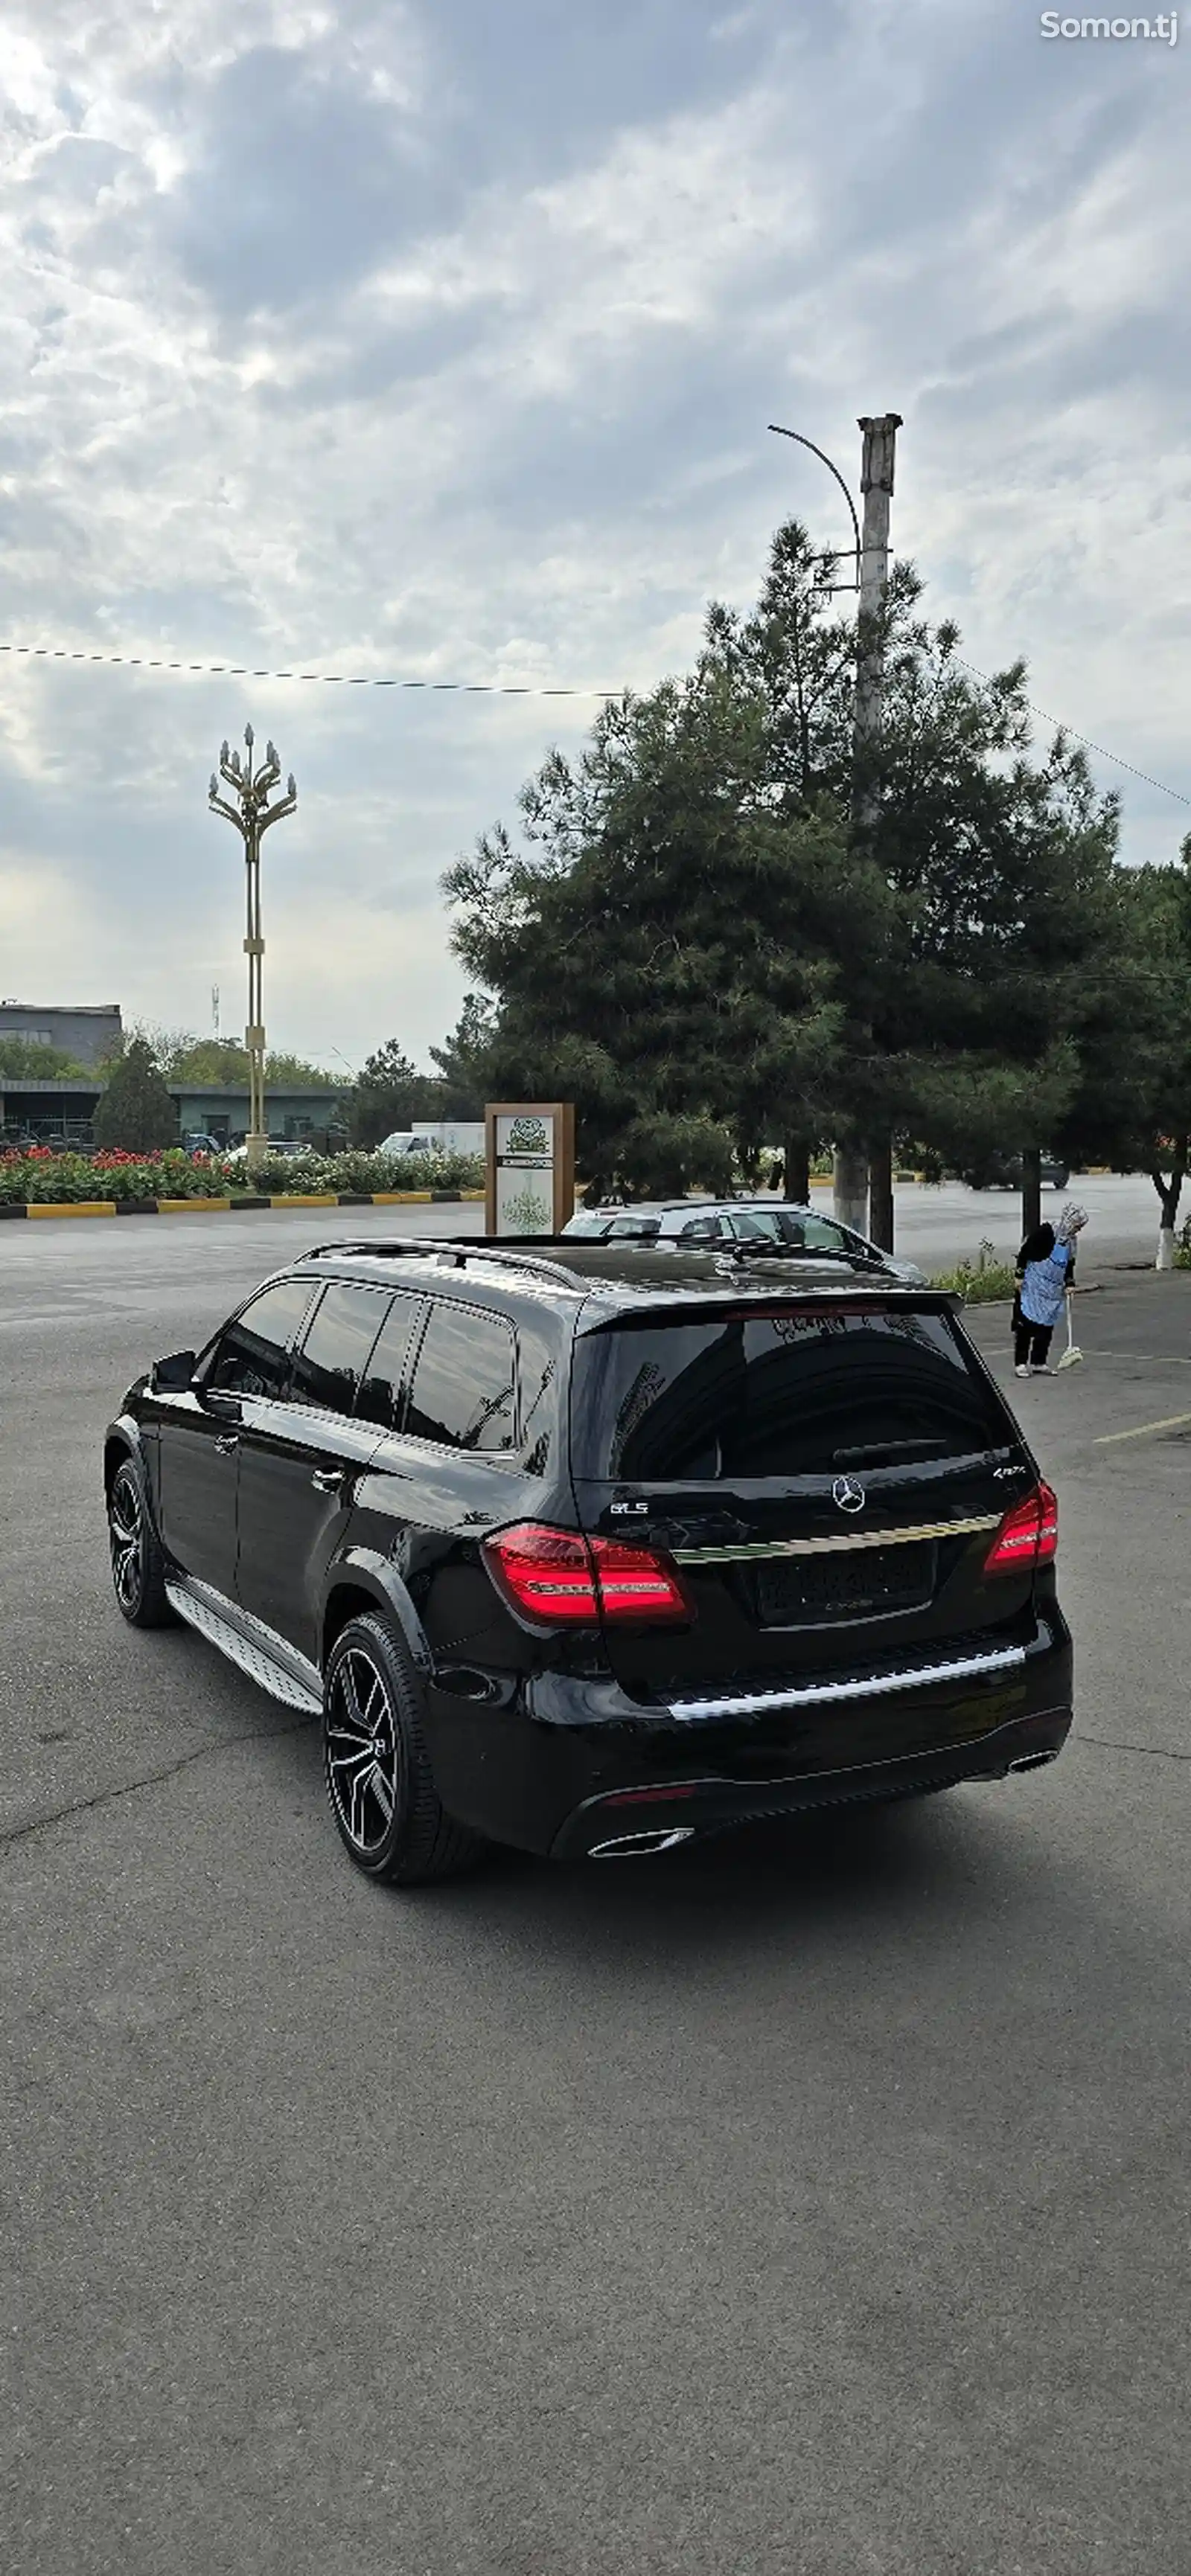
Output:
92,1037,179,1153
350,1042,443,1148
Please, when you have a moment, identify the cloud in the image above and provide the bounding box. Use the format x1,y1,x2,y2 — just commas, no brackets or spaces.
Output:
0,0,1188,1065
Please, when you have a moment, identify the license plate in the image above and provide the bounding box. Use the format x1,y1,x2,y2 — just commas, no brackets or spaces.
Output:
756,1542,936,1627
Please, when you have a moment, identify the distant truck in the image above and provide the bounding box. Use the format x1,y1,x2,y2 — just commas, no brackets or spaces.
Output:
377,1121,485,1162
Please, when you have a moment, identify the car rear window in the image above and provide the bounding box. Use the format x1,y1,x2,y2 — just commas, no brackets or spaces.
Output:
570,1307,1012,1481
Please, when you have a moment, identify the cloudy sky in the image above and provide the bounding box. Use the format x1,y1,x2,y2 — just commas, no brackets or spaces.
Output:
1,0,1187,1071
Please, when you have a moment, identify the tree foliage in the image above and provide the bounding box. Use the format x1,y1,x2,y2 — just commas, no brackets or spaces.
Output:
144,1033,351,1089
446,661,882,1196
92,1036,178,1153
444,522,1123,1198
0,1037,90,1079
1059,850,1191,1237
427,993,497,1117
350,1041,443,1147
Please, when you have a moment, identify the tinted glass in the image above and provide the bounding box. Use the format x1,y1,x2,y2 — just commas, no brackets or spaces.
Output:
207,1279,316,1399
356,1293,426,1432
607,1216,660,1240
289,1284,391,1415
572,1307,1011,1481
406,1302,517,1452
735,1208,855,1255
675,1214,725,1242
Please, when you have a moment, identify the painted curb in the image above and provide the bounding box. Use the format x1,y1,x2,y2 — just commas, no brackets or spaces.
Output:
0,1188,488,1222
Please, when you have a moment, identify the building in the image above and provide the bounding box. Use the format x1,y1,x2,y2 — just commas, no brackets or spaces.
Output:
170,1083,351,1150
0,1076,351,1150
0,1077,107,1147
0,1002,122,1068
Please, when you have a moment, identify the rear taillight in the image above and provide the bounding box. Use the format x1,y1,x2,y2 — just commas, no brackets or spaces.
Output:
984,1481,1059,1576
482,1523,692,1627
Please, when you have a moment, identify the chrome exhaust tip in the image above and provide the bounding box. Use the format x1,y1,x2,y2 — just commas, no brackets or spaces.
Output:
1008,1749,1058,1773
588,1826,697,1859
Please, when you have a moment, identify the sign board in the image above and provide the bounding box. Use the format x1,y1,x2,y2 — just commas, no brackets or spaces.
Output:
485,1102,575,1237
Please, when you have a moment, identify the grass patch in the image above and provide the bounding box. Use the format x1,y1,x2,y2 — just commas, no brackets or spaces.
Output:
930,1239,1017,1303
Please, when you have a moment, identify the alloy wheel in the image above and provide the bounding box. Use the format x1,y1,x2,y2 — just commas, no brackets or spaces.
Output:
325,1648,402,1856
109,1468,144,1612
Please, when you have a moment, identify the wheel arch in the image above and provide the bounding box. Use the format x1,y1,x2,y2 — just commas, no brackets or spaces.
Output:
103,1416,147,1499
319,1549,432,1679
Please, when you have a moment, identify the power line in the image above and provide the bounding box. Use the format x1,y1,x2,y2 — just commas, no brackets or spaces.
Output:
1,632,1188,807
954,656,1191,809
0,641,619,699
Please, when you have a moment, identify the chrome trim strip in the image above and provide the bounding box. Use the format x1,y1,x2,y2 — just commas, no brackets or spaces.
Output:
668,1641,1026,1722
671,1514,1000,1564
166,1578,323,1716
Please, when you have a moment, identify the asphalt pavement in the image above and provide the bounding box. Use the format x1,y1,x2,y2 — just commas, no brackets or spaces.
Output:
1,1185,1188,2576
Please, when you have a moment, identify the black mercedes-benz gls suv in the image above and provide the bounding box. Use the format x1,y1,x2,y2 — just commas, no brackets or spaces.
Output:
103,1235,1073,1884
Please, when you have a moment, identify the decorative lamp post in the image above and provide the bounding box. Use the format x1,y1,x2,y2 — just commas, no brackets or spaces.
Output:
208,725,297,1173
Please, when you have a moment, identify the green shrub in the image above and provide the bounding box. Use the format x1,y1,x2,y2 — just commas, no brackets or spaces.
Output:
930,1239,1018,1302
228,1147,484,1195
0,1148,232,1203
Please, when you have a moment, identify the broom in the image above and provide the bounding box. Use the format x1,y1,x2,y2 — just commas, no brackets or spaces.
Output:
1056,1291,1082,1371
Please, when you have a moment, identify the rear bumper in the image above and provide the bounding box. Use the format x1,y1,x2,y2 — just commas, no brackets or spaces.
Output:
425,1610,1073,1860
549,1702,1072,1859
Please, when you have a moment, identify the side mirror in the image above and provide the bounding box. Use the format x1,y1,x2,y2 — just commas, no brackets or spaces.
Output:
198,1383,242,1420
150,1350,197,1394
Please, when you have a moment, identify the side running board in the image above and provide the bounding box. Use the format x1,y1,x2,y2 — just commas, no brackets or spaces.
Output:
165,1577,322,1717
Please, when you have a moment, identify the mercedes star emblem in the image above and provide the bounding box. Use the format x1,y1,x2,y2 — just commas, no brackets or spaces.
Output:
831,1476,866,1515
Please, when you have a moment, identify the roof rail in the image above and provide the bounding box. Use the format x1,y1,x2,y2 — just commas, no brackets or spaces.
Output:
298,1234,592,1291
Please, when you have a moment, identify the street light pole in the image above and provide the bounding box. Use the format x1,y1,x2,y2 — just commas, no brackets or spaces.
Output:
853,414,902,1253
767,414,901,1244
208,725,297,1174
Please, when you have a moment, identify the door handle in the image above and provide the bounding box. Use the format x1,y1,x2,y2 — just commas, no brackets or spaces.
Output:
214,1434,239,1455
310,1467,346,1493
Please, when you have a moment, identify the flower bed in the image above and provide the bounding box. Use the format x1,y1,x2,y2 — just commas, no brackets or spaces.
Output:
0,1144,486,1204
0,1147,232,1203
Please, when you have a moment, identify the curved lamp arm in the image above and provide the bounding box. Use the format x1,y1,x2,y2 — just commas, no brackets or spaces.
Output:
767,424,861,589
258,790,297,835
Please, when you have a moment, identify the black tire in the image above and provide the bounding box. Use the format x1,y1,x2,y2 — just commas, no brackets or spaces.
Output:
107,1455,176,1629
322,1612,482,1885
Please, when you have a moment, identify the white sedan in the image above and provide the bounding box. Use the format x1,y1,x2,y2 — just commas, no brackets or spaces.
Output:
561,1196,928,1285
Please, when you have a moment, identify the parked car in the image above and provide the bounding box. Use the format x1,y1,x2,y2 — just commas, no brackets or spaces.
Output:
377,1123,486,1160
563,1197,929,1287
222,1138,310,1164
104,1234,1072,1886
179,1132,226,1157
958,1154,1070,1191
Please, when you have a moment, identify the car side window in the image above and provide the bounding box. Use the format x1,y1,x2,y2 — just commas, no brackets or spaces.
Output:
677,1215,724,1242
355,1293,427,1432
289,1284,392,1417
205,1280,316,1399
405,1301,518,1454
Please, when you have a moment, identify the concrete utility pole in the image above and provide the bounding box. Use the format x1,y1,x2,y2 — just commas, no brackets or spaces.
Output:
833,411,902,1245
208,726,297,1173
